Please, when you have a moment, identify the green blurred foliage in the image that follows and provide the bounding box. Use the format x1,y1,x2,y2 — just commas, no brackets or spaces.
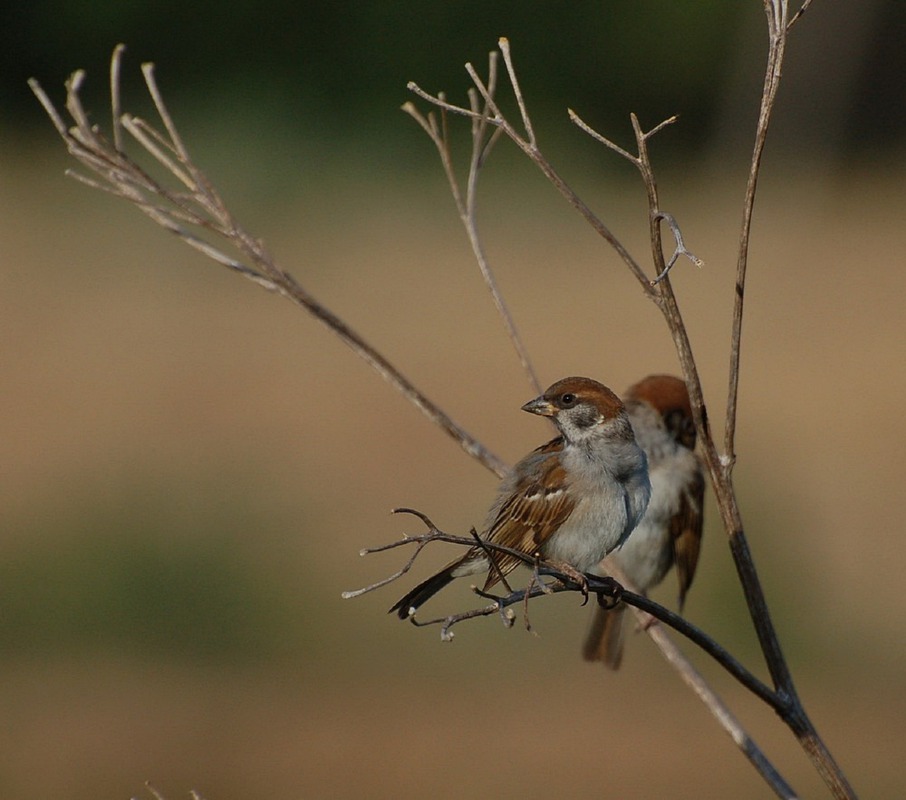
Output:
6,1,903,157
3,1,727,152
0,482,306,663
5,2,728,115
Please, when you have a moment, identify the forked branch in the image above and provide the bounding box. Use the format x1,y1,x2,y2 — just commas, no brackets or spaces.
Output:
408,41,654,295
29,48,508,480
345,510,780,712
402,51,541,396
401,14,854,800
31,6,855,796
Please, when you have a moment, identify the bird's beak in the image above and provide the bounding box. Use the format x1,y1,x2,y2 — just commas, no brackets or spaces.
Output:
521,395,557,417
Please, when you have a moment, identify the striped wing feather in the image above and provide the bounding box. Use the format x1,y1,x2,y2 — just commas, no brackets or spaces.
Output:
481,443,575,590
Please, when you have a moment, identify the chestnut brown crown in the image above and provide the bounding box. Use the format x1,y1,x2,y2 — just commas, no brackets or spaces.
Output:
522,376,624,423
625,374,696,450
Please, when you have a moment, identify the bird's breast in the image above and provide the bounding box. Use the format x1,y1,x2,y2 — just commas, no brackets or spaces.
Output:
541,485,629,571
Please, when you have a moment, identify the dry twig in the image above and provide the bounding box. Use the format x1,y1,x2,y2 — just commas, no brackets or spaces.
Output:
398,11,854,799
344,510,785,715
401,50,540,395
31,4,855,796
29,48,508,481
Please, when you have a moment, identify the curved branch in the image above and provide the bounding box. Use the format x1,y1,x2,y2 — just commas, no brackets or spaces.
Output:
343,515,796,798
29,52,509,482
408,44,655,296
32,30,856,800
408,24,857,800
344,515,779,713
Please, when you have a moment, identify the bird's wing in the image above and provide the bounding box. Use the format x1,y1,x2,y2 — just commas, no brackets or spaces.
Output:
481,439,576,589
672,463,705,610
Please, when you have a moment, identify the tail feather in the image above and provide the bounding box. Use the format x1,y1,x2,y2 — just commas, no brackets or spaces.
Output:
389,567,457,619
582,604,626,669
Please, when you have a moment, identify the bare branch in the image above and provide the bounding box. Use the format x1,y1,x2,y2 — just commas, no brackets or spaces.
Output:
404,54,542,396
350,509,796,796
407,81,487,122
568,108,638,163
464,54,542,395
725,1,787,467
652,211,704,284
340,543,431,601
787,0,814,31
498,37,536,146
643,114,681,140
29,50,509,481
64,70,91,131
141,62,191,164
109,43,126,152
28,78,69,137
344,511,776,708
120,115,195,189
408,48,655,295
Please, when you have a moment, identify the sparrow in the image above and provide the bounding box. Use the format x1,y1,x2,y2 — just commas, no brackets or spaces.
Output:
582,374,704,668
390,376,652,619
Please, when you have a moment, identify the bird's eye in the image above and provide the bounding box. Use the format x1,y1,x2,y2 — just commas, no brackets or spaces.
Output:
559,392,577,407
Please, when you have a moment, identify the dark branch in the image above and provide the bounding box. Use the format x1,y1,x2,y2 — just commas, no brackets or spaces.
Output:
342,511,780,711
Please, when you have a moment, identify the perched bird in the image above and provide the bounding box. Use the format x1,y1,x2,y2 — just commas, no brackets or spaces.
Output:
582,374,704,669
390,376,651,619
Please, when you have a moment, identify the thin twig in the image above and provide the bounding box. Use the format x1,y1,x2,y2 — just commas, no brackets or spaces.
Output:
409,45,655,295
498,38,536,147
787,0,814,31
110,43,126,152
651,211,704,284
29,51,509,481
403,54,542,396
344,515,777,710
725,0,785,469
464,57,542,395
468,525,514,596
568,108,638,163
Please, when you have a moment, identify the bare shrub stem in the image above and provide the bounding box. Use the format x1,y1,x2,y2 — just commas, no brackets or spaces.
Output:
30,4,855,795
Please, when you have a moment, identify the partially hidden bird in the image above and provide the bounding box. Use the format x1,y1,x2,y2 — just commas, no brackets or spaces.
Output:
582,374,704,668
390,376,652,619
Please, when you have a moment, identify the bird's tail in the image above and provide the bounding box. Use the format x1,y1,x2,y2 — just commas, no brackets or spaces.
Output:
389,565,459,620
582,603,626,669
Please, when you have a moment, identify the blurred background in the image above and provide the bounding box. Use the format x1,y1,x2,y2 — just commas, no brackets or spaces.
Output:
2,2,905,798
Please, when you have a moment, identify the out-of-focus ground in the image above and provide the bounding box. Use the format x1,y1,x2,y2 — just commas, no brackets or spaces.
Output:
1,134,904,800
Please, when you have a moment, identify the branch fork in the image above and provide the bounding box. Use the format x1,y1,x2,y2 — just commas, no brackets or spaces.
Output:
31,6,855,796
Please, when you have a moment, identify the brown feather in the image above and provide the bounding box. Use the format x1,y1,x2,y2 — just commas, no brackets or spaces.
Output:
481,445,576,590
672,466,705,610
583,603,626,668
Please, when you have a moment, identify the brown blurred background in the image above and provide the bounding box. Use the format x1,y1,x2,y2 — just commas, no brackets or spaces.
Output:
2,3,905,798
